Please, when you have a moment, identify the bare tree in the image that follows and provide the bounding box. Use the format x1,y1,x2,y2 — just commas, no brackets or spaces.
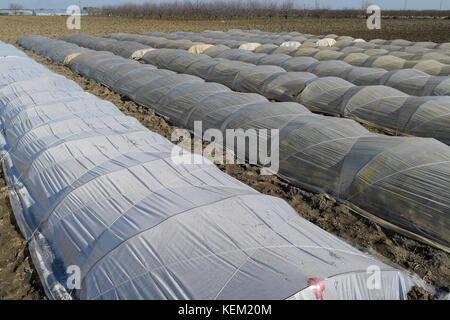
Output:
98,1,450,20
280,0,294,19
9,3,24,15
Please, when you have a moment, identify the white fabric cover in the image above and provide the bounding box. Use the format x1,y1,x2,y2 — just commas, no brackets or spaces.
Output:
139,31,450,76
131,48,154,60
188,43,214,54
280,41,301,48
316,38,337,47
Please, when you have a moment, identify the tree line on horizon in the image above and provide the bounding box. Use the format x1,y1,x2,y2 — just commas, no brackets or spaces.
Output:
95,1,450,20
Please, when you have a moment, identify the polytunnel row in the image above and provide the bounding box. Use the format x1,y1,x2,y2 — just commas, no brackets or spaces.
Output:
18,35,450,252
140,31,450,76
252,44,450,75
201,45,450,97
61,33,450,146
210,30,450,67
261,45,450,65
226,29,450,51
2,40,423,301
146,30,450,65
329,44,450,64
165,29,450,55
365,38,450,49
116,33,450,96
110,32,450,96
147,31,450,67
145,30,449,55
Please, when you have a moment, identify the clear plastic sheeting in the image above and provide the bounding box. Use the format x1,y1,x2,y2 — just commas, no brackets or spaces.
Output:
298,78,450,144
280,41,301,48
18,36,450,253
16,35,91,64
370,38,450,50
236,70,316,101
316,38,337,47
195,30,450,54
64,35,450,145
105,33,450,97
1,40,432,301
229,29,450,53
379,69,450,96
61,34,149,59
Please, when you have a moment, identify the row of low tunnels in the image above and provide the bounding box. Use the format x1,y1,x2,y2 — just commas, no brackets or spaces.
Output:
2,41,419,300
17,35,450,251
139,30,450,76
197,29,450,50
172,29,450,59
0,29,447,299
58,33,450,146
109,33,449,92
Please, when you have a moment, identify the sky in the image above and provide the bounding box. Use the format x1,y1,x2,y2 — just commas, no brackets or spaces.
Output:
0,0,448,10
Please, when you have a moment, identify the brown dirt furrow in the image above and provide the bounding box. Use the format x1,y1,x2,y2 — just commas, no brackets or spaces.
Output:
0,166,45,299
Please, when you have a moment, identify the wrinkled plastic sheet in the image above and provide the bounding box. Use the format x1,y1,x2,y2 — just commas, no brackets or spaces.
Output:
61,34,149,59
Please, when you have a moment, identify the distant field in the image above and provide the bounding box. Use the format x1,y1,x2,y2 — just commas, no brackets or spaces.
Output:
0,16,449,44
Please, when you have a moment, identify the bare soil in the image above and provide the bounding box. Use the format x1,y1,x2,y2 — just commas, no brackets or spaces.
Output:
0,167,45,299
